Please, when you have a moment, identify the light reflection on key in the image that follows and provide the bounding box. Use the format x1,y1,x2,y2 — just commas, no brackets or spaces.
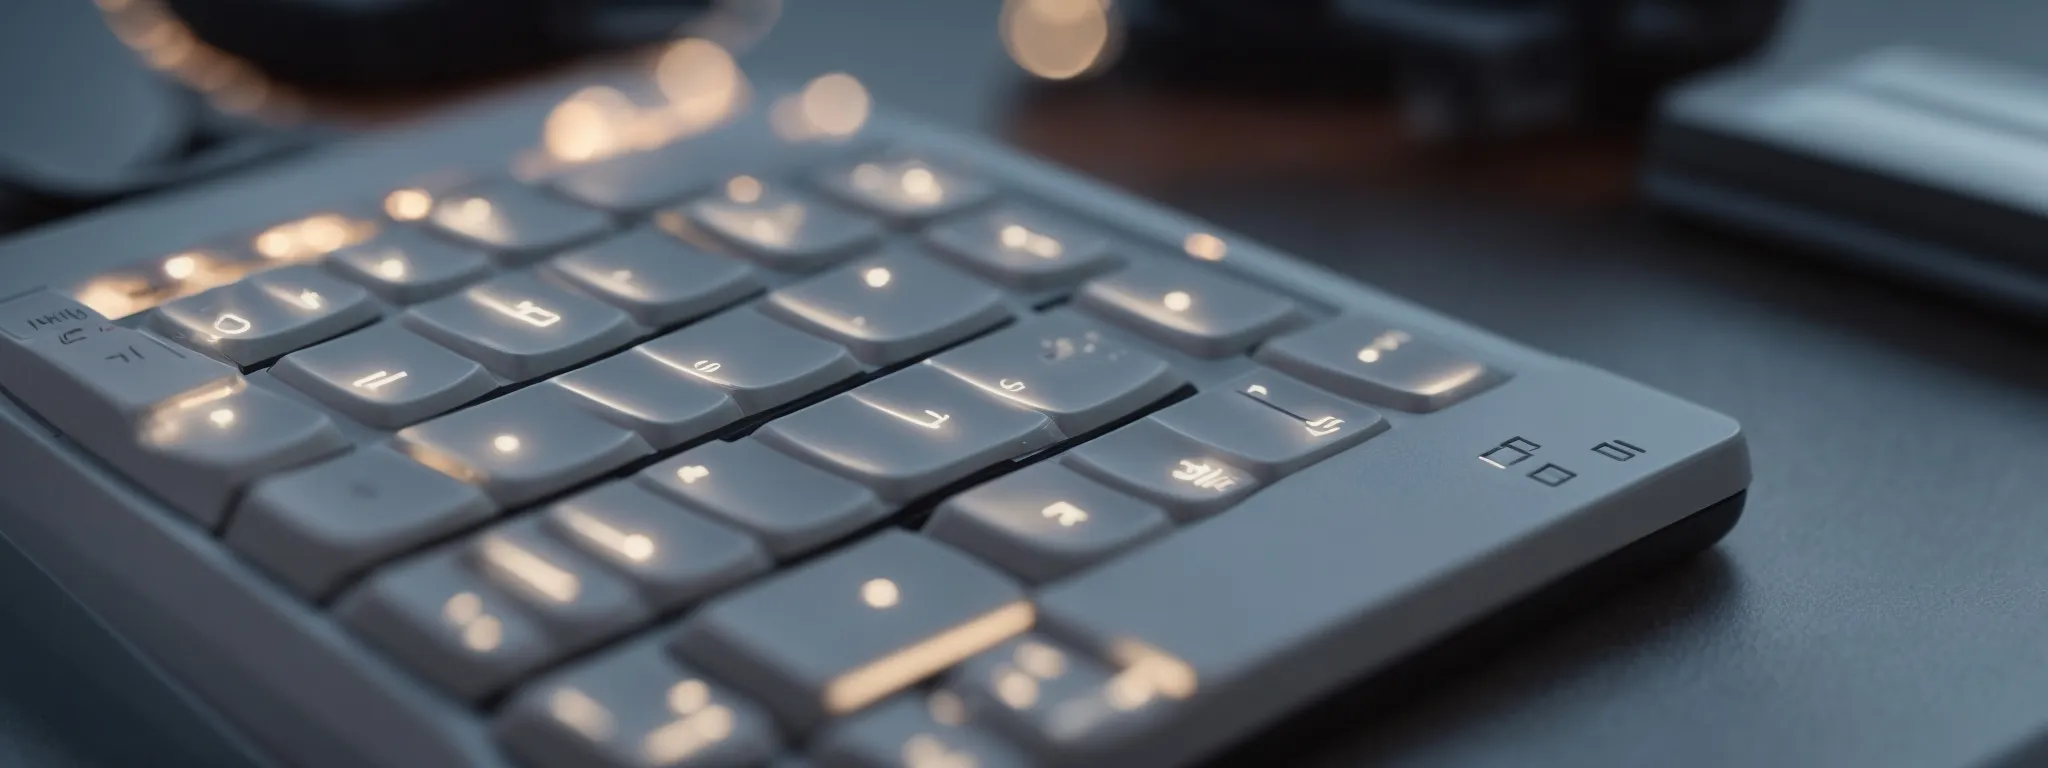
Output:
676,178,881,271
252,212,379,263
479,535,583,603
494,644,782,768
818,156,995,224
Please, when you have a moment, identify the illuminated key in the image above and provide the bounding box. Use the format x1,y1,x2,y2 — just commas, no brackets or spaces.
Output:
925,463,1170,584
633,308,860,414
396,387,653,506
495,644,782,768
271,322,495,429
543,227,762,327
675,180,882,272
1147,369,1388,481
547,350,743,449
637,440,886,561
944,635,1177,762
810,694,1032,768
403,272,638,380
1075,261,1303,358
152,265,380,366
755,365,1062,503
131,384,350,525
813,155,995,224
423,182,613,264
325,227,492,304
539,482,771,610
671,531,1034,733
923,310,1186,436
923,204,1121,291
335,552,559,701
759,251,1012,367
1062,419,1259,523
467,518,652,653
0,292,240,443
1252,315,1507,412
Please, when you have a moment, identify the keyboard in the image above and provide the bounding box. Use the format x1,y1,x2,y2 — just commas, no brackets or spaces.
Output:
0,64,1751,768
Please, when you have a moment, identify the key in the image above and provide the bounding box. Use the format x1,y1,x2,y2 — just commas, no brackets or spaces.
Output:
943,635,1174,761
755,365,1063,503
759,251,1012,367
1148,370,1388,480
633,308,860,414
809,694,1032,768
812,156,995,225
670,531,1034,733
1061,419,1259,523
466,519,651,652
244,210,383,265
547,351,744,449
403,272,639,381
496,643,783,768
543,227,762,328
1252,315,1507,412
152,265,380,366
0,293,238,438
545,112,818,214
637,440,887,561
424,182,614,264
922,204,1121,291
395,387,653,506
325,227,492,304
226,447,498,599
334,551,560,701
1074,261,1302,358
541,482,771,610
132,384,350,525
924,464,1170,585
923,311,1186,436
674,177,882,271
270,322,496,429
0,289,104,342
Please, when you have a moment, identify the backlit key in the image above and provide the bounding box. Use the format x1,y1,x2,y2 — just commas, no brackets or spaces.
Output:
813,155,994,225
1252,315,1507,412
543,227,762,328
495,643,783,768
1075,260,1302,358
538,482,770,610
403,272,638,380
396,387,653,506
325,227,492,304
673,177,881,272
335,551,561,701
1062,419,1259,523
760,251,1012,367
271,322,496,429
923,311,1185,436
152,265,380,366
424,182,613,264
922,204,1121,291
632,308,860,415
466,519,651,653
1147,369,1388,480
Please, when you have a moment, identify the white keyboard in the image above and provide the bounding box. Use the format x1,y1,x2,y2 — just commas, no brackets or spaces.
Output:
0,65,1750,768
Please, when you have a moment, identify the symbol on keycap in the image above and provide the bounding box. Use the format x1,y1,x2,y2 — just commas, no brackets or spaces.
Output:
1161,291,1193,313
1355,330,1412,364
1040,501,1090,527
213,314,254,336
104,345,145,363
1303,416,1345,437
998,224,1063,259
1171,460,1238,491
475,295,563,328
1593,440,1645,461
691,360,722,374
290,290,324,310
441,591,504,653
57,327,86,345
674,464,710,484
1244,384,1268,396
998,378,1027,392
351,370,409,391
861,578,901,609
643,678,738,763
1479,436,1540,469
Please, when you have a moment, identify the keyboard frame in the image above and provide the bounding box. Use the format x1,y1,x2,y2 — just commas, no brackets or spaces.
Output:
0,65,1751,767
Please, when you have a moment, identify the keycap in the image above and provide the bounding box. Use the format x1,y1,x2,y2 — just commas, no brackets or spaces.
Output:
1074,261,1302,358
466,519,651,652
324,227,492,304
674,177,882,271
424,182,614,263
152,265,380,366
759,251,1012,366
335,551,559,701
670,531,1034,733
0,290,104,342
0,294,238,437
540,482,771,610
924,464,1170,584
403,272,639,381
496,643,783,768
812,156,995,225
1148,370,1388,480
270,322,497,429
543,227,762,328
756,365,1062,503
395,387,653,507
226,447,497,599
1061,419,1259,523
809,694,1031,768
637,440,886,560
547,142,726,214
633,308,860,414
1251,315,1507,412
547,351,744,449
133,385,350,525
923,311,1186,436
922,204,1121,291
944,635,1174,761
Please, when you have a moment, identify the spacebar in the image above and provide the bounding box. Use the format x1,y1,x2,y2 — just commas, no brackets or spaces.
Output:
1032,363,1748,766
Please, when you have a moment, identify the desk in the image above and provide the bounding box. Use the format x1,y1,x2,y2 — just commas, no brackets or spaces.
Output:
6,1,2048,765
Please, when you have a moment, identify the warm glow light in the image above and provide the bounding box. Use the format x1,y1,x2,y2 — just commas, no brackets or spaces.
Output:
375,257,408,280
480,537,582,603
927,690,969,726
1001,0,1118,81
443,592,503,652
1184,232,1227,261
162,254,197,280
822,601,1036,714
544,88,627,163
995,670,1040,709
493,434,522,453
74,277,150,319
657,38,744,125
862,578,901,608
1162,291,1193,312
385,189,433,221
800,73,871,137
206,408,235,428
1016,641,1067,678
899,166,940,203
726,175,763,203
863,267,893,288
253,213,373,261
560,508,659,563
549,689,617,741
669,679,711,714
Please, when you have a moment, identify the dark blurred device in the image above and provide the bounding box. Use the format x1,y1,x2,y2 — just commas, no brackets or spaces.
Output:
1648,46,2048,317
1116,0,1785,137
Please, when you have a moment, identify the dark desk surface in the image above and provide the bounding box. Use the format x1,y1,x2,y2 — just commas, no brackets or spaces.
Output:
7,1,2048,765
